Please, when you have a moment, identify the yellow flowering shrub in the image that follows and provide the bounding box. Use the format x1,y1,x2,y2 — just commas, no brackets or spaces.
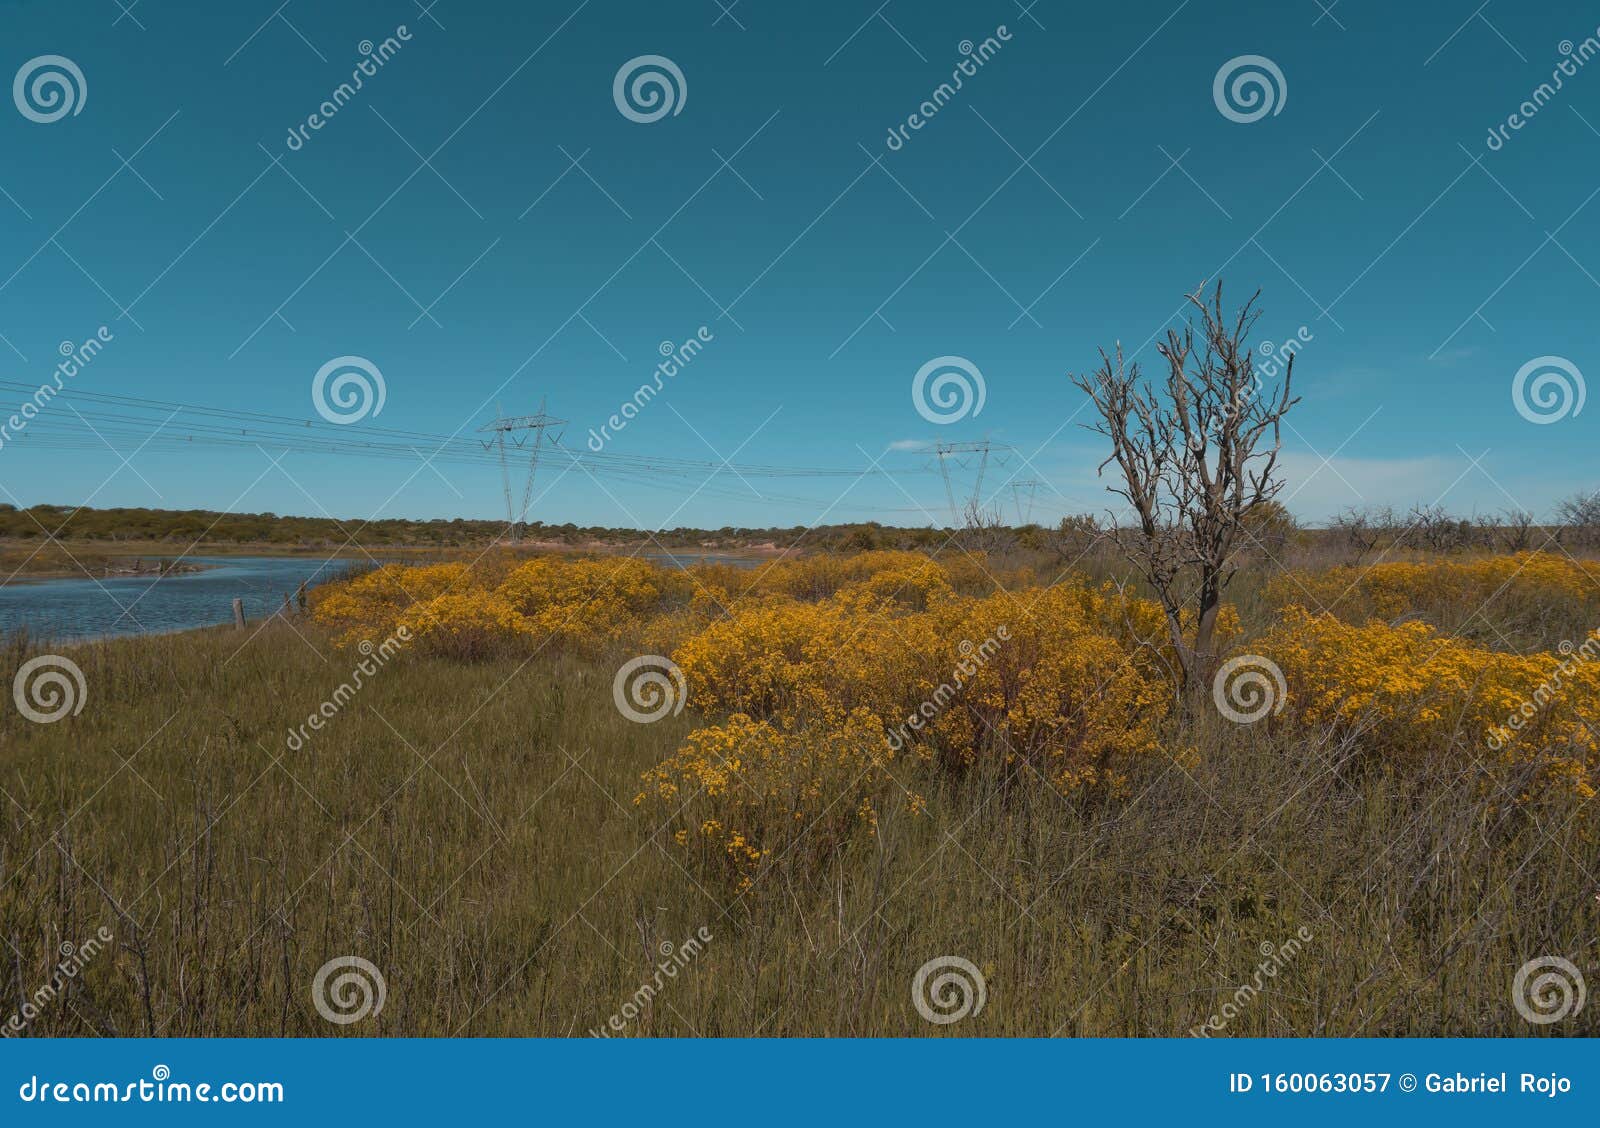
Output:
313,549,1031,659
309,546,1597,890
685,549,1004,607
398,589,536,660
637,708,903,888
1257,608,1600,797
311,563,476,647
1019,579,1241,687
495,557,691,648
649,582,1172,881
1267,553,1600,636
834,558,955,610
313,554,692,656
671,596,851,717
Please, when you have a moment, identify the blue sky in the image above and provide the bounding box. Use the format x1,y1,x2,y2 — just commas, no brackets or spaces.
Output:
1,0,1598,530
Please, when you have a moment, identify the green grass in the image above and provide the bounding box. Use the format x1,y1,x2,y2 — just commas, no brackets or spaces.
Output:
3,612,1596,1037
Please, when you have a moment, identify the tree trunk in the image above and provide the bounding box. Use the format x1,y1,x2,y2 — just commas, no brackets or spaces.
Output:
1193,580,1221,687
1162,603,1197,692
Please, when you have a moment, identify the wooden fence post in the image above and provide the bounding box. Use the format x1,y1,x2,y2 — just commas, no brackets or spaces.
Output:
232,598,245,629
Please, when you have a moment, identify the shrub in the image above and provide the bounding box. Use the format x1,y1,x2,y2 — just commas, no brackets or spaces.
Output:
1257,607,1599,797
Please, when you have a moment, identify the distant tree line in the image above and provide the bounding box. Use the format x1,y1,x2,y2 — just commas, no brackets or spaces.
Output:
0,504,1019,552
5,496,1594,561
1323,493,1600,563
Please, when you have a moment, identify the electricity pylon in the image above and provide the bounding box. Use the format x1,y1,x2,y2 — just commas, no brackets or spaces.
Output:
1008,479,1040,525
918,440,1006,524
478,399,565,543
908,441,1004,524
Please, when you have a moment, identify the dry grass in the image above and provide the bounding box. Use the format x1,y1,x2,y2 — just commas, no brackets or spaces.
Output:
2,588,1597,1036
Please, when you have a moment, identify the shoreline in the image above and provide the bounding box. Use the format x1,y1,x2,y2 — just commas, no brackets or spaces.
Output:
0,540,797,584
1,560,216,586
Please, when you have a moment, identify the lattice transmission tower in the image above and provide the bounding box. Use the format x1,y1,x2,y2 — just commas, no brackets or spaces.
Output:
1008,479,1040,525
478,400,566,543
926,440,1008,525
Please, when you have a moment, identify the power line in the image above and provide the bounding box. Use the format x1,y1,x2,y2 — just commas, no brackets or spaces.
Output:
0,382,970,519
479,401,565,543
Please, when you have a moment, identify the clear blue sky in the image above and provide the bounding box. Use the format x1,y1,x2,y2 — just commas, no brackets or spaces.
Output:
1,0,1597,529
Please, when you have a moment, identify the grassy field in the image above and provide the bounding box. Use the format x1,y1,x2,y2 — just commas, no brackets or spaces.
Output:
2,548,1598,1037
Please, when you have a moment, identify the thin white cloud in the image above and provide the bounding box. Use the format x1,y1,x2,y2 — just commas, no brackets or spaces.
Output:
1276,451,1462,520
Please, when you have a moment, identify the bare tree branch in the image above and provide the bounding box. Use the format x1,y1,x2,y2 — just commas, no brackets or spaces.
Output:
1070,280,1300,690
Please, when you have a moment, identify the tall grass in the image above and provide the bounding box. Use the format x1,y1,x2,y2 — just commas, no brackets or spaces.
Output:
2,611,1594,1036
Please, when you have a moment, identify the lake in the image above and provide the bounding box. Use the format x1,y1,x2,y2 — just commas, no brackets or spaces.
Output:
0,550,765,641
0,556,361,642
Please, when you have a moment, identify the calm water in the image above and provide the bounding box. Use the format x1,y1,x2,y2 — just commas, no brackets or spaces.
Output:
0,556,360,642
639,551,765,570
1,551,763,642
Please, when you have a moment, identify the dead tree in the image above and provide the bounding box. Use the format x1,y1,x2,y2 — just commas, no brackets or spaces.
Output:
1052,513,1104,565
1071,281,1298,692
956,499,1015,555
1557,490,1600,549
1329,507,1382,565
1495,508,1537,552
1407,504,1475,554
